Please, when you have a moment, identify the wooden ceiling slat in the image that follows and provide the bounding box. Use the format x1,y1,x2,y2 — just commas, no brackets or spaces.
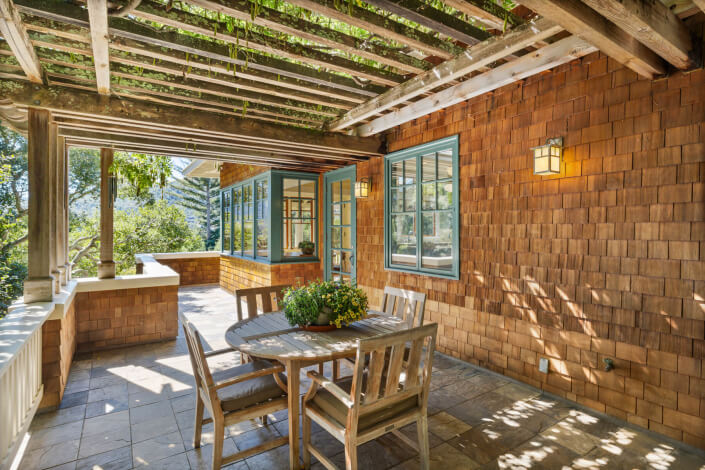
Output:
86,0,110,94
15,0,396,92
133,0,429,75
441,0,523,30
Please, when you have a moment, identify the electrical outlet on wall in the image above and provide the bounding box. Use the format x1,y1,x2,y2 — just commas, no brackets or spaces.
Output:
539,357,549,374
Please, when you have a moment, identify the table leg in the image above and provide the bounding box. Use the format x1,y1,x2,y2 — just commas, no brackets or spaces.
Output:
287,360,301,470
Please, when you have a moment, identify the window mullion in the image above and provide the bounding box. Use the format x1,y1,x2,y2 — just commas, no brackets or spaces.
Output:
416,155,422,271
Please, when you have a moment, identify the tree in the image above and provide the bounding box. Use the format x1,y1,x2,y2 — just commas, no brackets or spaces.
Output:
168,174,220,250
70,201,204,277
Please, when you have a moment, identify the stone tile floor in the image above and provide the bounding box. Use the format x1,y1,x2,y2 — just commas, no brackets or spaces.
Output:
21,285,705,469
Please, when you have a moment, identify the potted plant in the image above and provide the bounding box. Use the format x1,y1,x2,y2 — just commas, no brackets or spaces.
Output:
281,280,368,331
298,240,315,256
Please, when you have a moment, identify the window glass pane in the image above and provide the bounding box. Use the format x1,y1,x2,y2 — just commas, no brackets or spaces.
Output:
404,185,416,212
256,180,268,258
243,221,254,256
404,158,416,185
341,203,351,225
332,204,341,225
288,199,300,218
283,178,299,198
391,188,403,213
331,227,341,249
341,179,351,202
342,227,352,249
422,211,452,271
301,199,313,218
422,153,436,181
340,251,352,273
222,191,231,253
331,250,341,273
421,182,435,210
233,188,241,253
332,180,341,203
390,214,416,267
437,181,452,210
300,180,316,199
391,161,403,187
438,150,453,179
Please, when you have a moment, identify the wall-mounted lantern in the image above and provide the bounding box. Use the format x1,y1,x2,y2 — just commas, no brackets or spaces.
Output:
532,137,563,175
355,177,371,198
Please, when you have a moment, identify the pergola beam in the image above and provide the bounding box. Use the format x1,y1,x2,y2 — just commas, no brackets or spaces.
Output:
362,0,491,45
0,79,385,156
356,35,597,136
328,18,562,131
580,0,693,70
520,0,665,78
0,0,41,82
86,0,109,94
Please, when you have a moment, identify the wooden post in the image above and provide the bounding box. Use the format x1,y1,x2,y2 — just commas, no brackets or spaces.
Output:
64,143,71,281
97,147,115,279
23,108,55,303
56,135,67,286
48,121,58,293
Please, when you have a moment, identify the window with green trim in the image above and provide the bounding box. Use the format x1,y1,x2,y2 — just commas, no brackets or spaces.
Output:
220,170,318,263
385,136,459,279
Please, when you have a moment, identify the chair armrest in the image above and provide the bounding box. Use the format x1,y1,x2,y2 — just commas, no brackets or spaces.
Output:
306,371,354,409
204,347,236,358
212,364,285,391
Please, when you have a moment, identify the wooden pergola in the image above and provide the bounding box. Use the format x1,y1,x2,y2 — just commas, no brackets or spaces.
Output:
0,0,697,171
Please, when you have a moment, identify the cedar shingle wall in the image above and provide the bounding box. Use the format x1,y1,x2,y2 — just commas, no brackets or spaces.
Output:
157,257,220,285
75,286,179,352
220,163,268,188
220,255,322,291
356,52,705,448
40,300,76,410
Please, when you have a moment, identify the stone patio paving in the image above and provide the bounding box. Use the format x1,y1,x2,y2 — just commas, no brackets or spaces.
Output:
20,285,705,470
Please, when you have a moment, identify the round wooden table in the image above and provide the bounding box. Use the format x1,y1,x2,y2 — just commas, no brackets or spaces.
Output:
225,311,409,470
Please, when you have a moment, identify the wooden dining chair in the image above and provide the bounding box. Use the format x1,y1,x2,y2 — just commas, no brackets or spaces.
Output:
182,318,289,469
235,284,291,322
333,287,427,380
302,323,438,470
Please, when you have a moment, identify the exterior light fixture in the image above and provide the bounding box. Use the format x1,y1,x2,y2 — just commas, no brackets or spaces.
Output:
354,177,371,198
532,137,563,175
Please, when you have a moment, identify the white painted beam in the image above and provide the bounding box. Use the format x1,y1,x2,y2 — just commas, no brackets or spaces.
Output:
86,0,110,94
0,0,42,82
355,36,597,137
328,18,561,132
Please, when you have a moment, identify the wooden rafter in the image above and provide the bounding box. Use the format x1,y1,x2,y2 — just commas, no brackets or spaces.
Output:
520,0,665,78
580,0,693,70
0,0,41,82
362,0,491,45
16,0,395,92
356,36,598,136
0,79,385,155
86,0,109,94
328,18,562,132
441,0,522,30
277,0,461,59
133,0,430,74
22,19,368,107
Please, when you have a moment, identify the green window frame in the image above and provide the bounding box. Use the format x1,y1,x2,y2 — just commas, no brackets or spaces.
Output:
220,170,318,263
384,135,459,279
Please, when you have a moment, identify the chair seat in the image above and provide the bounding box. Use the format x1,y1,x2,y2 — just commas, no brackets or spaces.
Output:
311,376,417,432
213,360,286,412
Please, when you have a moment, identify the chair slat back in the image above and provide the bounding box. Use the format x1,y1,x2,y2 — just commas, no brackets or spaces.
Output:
381,287,426,328
235,284,291,321
182,319,216,399
353,323,437,410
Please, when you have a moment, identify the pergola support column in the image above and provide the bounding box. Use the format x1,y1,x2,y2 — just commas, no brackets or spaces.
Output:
56,135,68,286
23,108,55,303
97,147,115,279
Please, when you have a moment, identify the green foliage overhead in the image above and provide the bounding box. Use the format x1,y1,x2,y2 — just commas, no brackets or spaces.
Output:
111,152,173,197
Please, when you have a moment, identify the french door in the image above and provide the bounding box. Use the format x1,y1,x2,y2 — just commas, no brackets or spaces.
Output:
324,166,356,283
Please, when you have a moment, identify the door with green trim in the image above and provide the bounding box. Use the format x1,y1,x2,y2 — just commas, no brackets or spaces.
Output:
324,166,356,283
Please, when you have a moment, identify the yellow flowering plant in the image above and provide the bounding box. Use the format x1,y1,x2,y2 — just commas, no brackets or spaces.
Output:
281,280,368,328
